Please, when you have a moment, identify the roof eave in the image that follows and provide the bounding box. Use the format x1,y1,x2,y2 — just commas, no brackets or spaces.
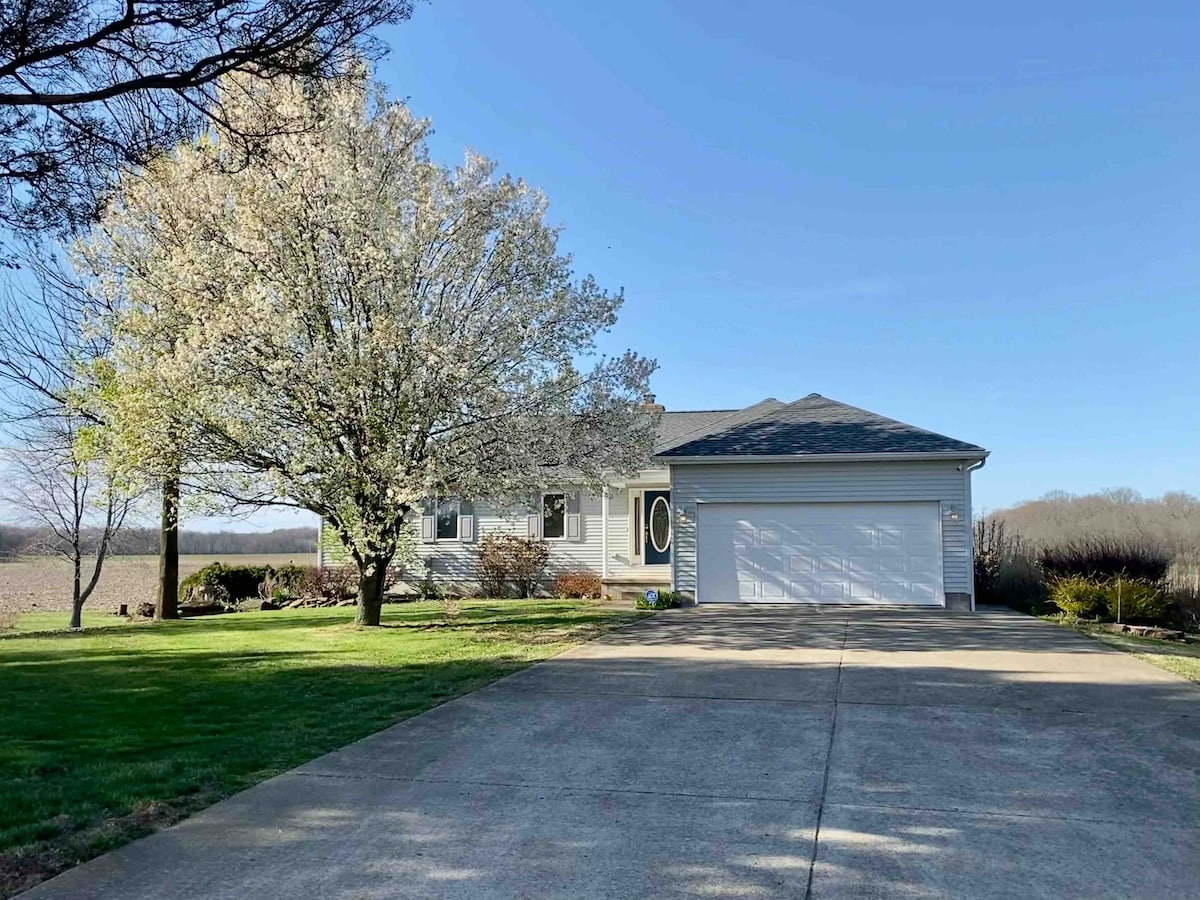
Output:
656,449,991,464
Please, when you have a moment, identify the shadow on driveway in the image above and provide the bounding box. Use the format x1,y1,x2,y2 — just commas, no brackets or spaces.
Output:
20,607,1200,900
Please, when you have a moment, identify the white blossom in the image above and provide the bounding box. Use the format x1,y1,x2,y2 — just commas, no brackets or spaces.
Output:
77,69,658,623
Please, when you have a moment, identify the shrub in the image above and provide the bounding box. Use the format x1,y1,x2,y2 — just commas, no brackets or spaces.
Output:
556,571,601,599
1102,577,1170,624
635,590,684,610
181,562,311,608
416,566,443,600
973,519,1005,600
1165,566,1200,632
974,520,1048,612
299,565,358,602
477,534,550,598
1040,537,1170,582
258,564,307,603
179,563,246,607
1048,574,1107,619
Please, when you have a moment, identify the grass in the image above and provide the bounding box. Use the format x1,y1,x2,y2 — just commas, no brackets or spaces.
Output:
0,600,647,896
1054,619,1200,683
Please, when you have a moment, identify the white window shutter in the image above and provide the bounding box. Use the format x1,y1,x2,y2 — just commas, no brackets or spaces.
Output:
527,513,541,539
566,491,582,542
458,514,474,543
420,497,436,543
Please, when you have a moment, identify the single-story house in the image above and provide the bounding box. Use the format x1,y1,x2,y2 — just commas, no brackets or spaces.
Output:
318,393,989,608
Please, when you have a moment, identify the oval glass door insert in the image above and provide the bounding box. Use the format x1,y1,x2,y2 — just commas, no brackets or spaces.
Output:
649,496,672,553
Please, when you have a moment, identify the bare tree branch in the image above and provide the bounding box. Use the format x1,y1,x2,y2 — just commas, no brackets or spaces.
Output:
0,0,416,238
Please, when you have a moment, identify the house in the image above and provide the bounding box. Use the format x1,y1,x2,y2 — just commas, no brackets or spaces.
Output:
319,393,989,608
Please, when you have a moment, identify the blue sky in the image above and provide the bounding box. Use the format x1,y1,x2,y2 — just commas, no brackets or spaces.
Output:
18,1,1195,532
352,0,1197,520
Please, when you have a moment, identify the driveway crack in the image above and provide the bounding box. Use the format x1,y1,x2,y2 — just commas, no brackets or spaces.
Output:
805,620,848,900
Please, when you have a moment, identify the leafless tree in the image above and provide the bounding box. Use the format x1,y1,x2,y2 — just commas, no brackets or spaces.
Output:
0,0,414,239
987,488,1200,564
0,244,143,624
2,416,139,627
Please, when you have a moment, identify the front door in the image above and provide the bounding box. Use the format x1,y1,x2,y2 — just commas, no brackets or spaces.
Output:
643,489,672,564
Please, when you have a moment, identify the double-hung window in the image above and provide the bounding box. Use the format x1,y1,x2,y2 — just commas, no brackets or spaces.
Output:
421,497,474,542
436,498,460,540
542,492,566,540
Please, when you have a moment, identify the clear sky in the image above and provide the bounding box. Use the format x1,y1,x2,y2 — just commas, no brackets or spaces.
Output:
356,0,1197,519
40,1,1200,531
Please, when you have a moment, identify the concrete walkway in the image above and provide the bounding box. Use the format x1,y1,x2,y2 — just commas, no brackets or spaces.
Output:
24,607,1200,899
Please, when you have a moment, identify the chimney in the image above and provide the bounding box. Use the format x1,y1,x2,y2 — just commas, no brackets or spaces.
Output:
643,394,666,415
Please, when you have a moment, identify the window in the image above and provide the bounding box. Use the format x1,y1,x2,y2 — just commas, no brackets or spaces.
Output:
542,492,566,539
632,494,641,559
436,499,459,540
423,497,473,541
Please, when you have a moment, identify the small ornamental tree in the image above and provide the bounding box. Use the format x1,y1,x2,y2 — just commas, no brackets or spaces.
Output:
79,70,658,625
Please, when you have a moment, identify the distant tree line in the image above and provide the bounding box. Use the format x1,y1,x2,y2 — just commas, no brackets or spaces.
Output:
0,525,316,558
986,488,1200,563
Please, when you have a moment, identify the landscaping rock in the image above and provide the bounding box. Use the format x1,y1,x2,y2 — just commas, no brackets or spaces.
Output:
259,600,281,611
1100,622,1185,641
135,602,155,618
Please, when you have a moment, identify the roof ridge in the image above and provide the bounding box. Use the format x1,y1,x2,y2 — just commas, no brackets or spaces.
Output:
659,392,985,457
794,394,972,445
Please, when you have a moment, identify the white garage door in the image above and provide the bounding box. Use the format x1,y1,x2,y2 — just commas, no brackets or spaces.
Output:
697,502,944,605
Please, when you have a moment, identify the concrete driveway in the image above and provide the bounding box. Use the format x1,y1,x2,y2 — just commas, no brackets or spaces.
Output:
24,607,1200,899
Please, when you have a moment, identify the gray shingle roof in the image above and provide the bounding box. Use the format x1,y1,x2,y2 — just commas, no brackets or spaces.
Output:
657,394,985,458
654,398,786,453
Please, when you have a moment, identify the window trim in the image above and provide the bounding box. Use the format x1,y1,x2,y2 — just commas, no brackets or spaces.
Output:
541,491,567,541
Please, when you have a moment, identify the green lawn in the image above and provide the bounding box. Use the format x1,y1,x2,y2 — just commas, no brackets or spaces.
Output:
1070,624,1200,683
0,601,646,896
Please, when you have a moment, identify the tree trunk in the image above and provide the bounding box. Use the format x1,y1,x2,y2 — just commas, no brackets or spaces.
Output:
156,472,180,620
70,552,83,629
354,559,389,626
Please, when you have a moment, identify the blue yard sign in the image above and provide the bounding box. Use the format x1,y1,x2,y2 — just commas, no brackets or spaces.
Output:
644,589,658,605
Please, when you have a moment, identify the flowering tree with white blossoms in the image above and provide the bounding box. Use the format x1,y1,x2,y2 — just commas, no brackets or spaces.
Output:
79,70,658,625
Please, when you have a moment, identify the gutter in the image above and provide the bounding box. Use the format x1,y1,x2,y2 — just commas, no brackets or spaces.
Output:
658,450,991,465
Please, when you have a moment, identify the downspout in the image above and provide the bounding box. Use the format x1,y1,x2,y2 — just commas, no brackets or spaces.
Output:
601,486,610,586
965,457,987,611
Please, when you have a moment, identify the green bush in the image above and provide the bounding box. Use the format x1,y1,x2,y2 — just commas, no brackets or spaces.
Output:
1048,575,1107,619
1101,578,1170,624
1048,574,1171,624
635,590,684,610
180,562,308,608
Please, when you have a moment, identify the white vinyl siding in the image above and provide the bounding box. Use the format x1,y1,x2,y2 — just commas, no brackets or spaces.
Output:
409,488,661,587
671,460,972,597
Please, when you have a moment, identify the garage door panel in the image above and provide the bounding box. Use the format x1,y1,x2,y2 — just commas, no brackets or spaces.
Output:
849,582,877,600
788,556,815,574
698,502,943,606
818,581,847,599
